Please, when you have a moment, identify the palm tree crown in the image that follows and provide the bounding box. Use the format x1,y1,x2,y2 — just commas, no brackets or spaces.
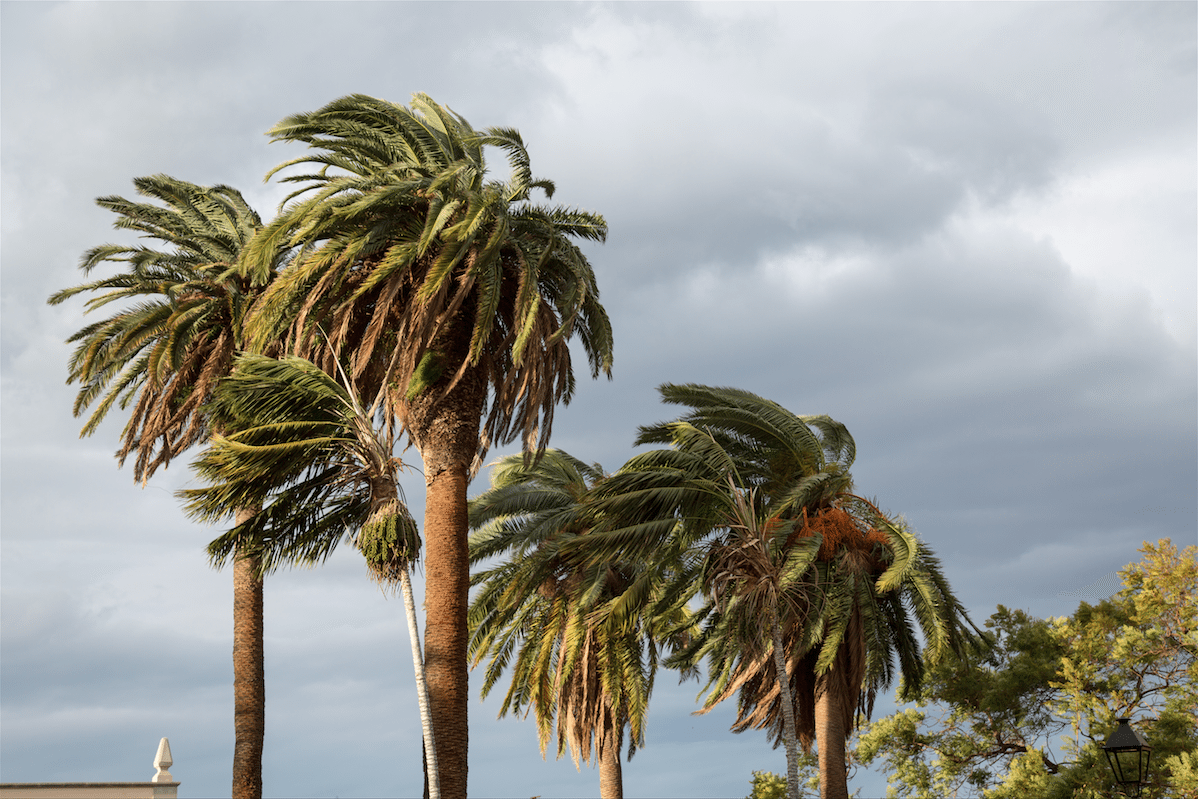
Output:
182,354,402,571
48,175,277,479
241,92,612,468
468,450,690,799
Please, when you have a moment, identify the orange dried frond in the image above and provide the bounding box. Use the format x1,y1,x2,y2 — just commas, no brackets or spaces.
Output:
800,507,889,561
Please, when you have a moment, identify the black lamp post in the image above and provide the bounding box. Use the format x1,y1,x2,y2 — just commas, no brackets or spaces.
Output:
1103,717,1152,797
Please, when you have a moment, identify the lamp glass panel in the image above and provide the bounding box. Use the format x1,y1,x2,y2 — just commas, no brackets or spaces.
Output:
1112,748,1145,784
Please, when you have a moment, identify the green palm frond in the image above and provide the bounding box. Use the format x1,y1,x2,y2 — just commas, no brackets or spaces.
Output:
180,353,420,582
468,450,690,772
48,175,287,482
239,93,611,473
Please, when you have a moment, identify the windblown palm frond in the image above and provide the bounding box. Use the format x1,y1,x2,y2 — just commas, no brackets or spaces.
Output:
238,93,612,468
180,354,420,576
48,175,284,479
468,450,690,799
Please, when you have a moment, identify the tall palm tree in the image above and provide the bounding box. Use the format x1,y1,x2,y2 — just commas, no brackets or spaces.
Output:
47,176,286,798
584,384,979,799
180,353,440,798
237,93,614,797
468,451,690,799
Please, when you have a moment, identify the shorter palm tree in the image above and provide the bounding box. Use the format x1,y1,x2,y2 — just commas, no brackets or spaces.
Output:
180,354,439,798
680,497,961,799
693,477,824,799
468,451,691,799
48,175,287,798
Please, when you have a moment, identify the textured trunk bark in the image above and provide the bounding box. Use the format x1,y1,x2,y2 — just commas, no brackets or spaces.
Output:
406,315,486,799
422,460,471,799
769,603,802,799
598,726,624,799
231,507,264,799
814,675,849,799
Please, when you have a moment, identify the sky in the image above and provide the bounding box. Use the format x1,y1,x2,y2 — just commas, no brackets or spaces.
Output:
1,2,1195,797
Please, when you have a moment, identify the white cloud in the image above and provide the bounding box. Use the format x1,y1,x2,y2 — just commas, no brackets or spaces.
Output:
1000,146,1198,341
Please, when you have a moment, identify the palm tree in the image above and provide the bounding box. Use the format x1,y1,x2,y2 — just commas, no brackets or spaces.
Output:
468,451,690,799
237,93,614,797
584,384,979,799
180,353,440,798
685,476,823,799
683,496,965,799
582,416,828,799
47,176,286,798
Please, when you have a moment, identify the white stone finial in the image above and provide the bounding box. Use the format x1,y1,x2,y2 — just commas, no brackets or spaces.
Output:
153,737,174,782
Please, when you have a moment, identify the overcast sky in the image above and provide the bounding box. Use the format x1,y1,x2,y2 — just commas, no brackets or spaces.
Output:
2,3,1195,797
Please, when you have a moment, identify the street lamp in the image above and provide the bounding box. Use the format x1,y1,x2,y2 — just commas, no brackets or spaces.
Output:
1103,717,1152,797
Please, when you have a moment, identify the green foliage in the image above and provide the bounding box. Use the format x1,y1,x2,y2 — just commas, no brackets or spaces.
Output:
1162,750,1198,799
180,353,417,579
856,539,1198,799
747,770,789,799
405,350,444,401
47,175,281,480
983,750,1055,799
744,752,841,799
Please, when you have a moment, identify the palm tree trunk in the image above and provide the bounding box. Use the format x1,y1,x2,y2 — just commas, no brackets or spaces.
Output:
598,725,623,799
407,334,486,799
814,673,849,799
231,507,264,799
400,566,439,799
768,603,802,799
422,459,471,799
